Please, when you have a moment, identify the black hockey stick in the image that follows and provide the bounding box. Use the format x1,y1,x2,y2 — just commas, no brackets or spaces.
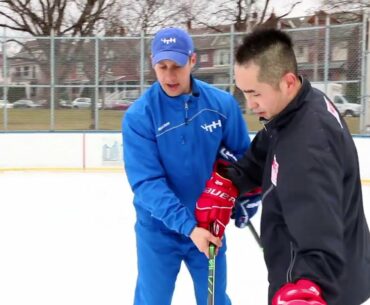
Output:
247,221,262,249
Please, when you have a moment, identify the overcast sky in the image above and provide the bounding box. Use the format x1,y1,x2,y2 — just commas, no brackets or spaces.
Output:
267,0,322,17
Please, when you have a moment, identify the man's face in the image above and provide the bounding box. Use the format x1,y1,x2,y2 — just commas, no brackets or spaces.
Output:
235,62,289,120
153,54,196,97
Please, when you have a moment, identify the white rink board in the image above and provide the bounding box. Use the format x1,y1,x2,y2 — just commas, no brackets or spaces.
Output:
354,137,370,181
0,132,123,171
0,133,83,168
0,132,369,181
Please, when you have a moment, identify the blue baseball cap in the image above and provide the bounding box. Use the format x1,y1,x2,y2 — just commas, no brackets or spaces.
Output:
151,27,194,67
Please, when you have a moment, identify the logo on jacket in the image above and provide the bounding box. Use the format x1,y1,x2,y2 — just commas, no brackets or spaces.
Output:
324,96,343,128
201,119,222,132
271,154,279,186
219,147,238,162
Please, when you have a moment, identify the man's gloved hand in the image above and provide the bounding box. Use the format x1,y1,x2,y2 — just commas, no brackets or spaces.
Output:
232,187,262,228
195,170,238,238
218,145,261,228
272,279,327,305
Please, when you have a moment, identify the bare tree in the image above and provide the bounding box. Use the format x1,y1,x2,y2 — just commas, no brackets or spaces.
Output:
119,0,302,35
318,0,369,22
0,0,125,129
172,0,302,32
0,0,124,36
322,0,370,11
120,0,186,35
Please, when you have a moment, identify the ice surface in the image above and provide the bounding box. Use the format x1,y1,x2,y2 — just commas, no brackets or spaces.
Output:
0,172,369,305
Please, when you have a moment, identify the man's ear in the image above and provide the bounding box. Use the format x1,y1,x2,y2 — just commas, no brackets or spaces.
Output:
280,72,298,93
190,53,197,68
284,72,297,88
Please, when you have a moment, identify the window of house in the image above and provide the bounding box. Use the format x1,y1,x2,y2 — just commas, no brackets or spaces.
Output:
212,36,229,47
332,42,348,61
214,49,230,66
294,45,308,63
144,56,151,70
15,67,21,77
32,66,36,78
214,75,229,90
199,54,208,63
76,62,84,75
214,75,228,84
125,81,139,99
107,50,115,59
24,66,30,76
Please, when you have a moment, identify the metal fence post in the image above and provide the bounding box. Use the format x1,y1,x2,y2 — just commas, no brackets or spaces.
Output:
95,36,100,130
360,9,369,133
140,31,145,95
323,15,331,93
366,10,370,133
229,24,235,91
2,28,8,130
50,29,55,130
359,12,368,133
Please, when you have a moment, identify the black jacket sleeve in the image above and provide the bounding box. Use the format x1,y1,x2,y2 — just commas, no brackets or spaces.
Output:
225,129,269,193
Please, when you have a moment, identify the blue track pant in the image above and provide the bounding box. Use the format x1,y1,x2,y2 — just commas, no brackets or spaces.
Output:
133,221,232,305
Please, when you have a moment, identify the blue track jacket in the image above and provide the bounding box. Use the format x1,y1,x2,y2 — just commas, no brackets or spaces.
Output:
122,78,250,236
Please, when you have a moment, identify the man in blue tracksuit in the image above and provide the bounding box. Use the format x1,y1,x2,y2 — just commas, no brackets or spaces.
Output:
122,27,250,305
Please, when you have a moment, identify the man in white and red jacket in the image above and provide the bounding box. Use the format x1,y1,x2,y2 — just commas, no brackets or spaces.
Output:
195,29,370,305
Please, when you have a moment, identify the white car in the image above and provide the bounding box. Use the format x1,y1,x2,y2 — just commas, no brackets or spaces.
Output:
13,99,42,108
0,100,13,109
333,95,362,117
72,97,102,109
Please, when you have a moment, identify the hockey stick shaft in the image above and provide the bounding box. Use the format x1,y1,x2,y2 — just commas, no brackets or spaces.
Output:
207,243,216,305
247,221,262,248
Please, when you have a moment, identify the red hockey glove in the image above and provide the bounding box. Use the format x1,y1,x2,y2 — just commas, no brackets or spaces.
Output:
195,170,238,238
272,279,327,305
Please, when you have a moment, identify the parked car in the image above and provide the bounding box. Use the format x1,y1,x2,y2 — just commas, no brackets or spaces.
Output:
13,99,42,108
311,82,362,117
333,95,362,117
72,97,102,109
59,99,73,109
37,99,49,108
0,100,13,109
106,100,133,111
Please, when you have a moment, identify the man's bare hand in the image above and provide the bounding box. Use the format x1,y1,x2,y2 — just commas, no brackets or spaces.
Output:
189,226,222,258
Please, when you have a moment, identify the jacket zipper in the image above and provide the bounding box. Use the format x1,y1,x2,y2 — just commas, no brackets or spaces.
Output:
286,241,296,282
184,101,189,125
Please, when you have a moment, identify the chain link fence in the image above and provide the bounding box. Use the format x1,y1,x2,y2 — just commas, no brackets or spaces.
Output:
0,16,369,133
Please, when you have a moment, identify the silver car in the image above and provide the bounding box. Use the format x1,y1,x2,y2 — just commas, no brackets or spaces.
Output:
0,100,13,109
72,97,102,109
13,99,42,108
